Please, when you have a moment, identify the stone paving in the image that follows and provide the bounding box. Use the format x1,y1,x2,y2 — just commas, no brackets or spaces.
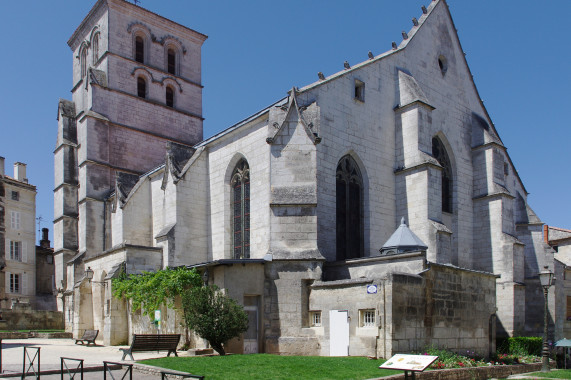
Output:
0,338,200,379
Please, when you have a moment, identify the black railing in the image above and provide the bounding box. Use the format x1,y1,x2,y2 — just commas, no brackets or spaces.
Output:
60,357,84,380
22,346,41,379
103,361,132,380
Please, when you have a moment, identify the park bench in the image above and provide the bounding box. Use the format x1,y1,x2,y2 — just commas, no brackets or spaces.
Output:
75,329,99,345
120,334,181,361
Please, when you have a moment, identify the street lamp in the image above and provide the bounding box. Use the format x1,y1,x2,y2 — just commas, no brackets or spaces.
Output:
539,265,554,372
85,266,94,282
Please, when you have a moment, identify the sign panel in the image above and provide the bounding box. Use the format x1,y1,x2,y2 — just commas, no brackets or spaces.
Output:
367,284,377,294
379,354,438,372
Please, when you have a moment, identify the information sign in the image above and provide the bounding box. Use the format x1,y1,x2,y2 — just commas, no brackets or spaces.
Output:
379,354,438,371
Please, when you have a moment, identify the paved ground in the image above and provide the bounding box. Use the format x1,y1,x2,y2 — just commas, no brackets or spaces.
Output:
0,338,198,379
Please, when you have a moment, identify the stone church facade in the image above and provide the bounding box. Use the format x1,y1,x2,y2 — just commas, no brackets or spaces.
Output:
54,0,563,357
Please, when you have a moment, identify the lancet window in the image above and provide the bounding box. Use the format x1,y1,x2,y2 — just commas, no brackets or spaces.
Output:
336,155,363,260
232,159,250,259
432,137,452,213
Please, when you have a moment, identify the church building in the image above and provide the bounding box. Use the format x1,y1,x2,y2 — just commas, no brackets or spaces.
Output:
54,0,565,357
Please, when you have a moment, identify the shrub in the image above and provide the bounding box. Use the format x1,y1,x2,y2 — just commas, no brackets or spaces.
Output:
182,285,248,356
497,337,543,356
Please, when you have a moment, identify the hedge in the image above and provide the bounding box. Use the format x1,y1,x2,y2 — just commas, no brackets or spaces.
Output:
497,336,543,356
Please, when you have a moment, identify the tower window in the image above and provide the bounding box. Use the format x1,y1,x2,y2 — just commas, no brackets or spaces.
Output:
11,191,19,201
354,79,365,102
166,86,174,107
432,137,452,213
336,155,363,260
10,273,21,294
167,48,176,75
137,77,146,98
438,55,448,75
92,33,99,64
80,48,87,77
135,36,145,63
232,159,250,259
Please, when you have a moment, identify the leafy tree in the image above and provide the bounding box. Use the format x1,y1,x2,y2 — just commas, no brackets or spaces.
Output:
182,285,248,356
112,267,202,319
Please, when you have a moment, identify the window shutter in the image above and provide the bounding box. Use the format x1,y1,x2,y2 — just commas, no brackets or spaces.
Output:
22,273,28,295
5,240,9,260
22,242,27,263
5,272,11,293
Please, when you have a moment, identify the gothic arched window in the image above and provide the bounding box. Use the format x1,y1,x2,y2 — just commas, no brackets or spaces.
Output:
232,159,250,259
137,77,146,98
166,86,174,107
135,36,145,63
336,155,363,260
432,137,452,213
80,48,87,77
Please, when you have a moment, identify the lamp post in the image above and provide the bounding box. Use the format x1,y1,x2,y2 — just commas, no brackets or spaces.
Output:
539,265,554,372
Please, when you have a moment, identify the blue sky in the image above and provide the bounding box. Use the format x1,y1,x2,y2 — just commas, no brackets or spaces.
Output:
0,0,569,242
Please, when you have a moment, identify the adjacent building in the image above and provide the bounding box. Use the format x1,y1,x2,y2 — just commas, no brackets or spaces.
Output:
0,159,37,307
55,0,563,357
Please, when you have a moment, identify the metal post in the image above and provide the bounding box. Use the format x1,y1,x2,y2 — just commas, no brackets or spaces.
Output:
542,286,550,372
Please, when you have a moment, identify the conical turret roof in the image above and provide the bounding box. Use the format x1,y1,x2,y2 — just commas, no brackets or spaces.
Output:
380,217,428,255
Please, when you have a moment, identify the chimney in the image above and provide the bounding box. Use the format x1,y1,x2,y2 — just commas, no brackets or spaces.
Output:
0,156,4,176
40,228,51,249
14,162,27,183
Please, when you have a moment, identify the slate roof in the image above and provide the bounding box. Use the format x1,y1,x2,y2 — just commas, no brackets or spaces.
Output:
381,217,428,252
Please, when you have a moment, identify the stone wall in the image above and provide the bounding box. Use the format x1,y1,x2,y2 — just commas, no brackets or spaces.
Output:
0,308,64,331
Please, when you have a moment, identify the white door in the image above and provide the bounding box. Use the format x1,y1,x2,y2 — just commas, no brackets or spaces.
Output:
243,305,258,354
329,310,349,356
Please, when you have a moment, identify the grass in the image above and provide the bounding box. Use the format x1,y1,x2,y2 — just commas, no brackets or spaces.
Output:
139,354,399,380
527,370,571,379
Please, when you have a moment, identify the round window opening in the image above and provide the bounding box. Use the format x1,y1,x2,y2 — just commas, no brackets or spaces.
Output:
438,55,448,75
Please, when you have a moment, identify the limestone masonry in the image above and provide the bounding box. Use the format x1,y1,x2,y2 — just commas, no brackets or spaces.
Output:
54,0,568,356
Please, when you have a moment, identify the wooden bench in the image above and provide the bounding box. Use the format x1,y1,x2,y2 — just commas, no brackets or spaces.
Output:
120,334,181,361
75,329,99,345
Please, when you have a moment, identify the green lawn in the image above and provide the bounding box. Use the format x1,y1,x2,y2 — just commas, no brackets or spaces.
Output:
139,354,399,380
526,370,571,379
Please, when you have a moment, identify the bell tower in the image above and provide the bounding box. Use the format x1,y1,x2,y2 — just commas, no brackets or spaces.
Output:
54,0,207,309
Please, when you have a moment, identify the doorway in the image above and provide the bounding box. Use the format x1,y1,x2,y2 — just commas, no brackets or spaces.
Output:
330,310,349,356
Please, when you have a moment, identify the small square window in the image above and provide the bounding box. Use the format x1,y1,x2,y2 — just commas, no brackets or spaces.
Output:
310,311,322,327
360,309,375,327
11,191,19,201
354,79,365,102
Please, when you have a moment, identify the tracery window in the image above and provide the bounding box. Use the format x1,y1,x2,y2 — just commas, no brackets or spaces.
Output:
92,33,100,64
432,137,452,213
80,47,87,77
232,160,250,259
167,48,176,74
137,77,146,98
135,36,145,63
336,155,363,260
166,86,174,107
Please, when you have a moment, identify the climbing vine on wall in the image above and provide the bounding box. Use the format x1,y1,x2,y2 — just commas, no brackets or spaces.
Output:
112,267,202,319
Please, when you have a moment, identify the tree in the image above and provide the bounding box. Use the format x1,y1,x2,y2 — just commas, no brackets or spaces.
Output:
182,285,248,356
